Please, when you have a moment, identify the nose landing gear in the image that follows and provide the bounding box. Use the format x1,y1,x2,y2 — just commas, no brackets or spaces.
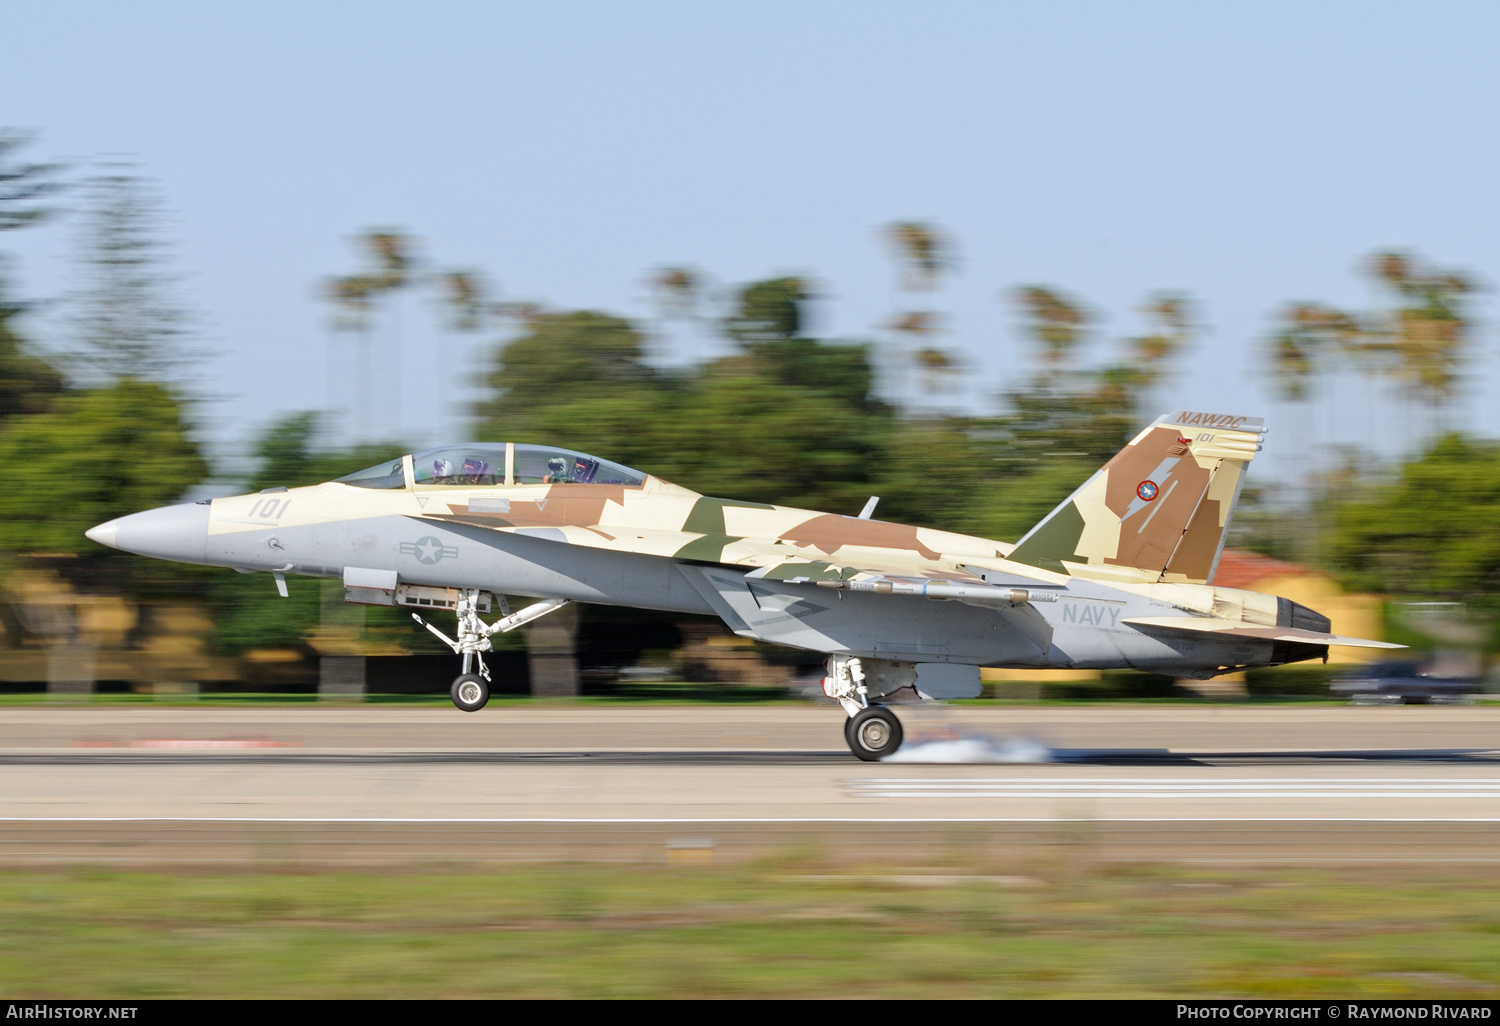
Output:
823,655,904,761
411,590,571,712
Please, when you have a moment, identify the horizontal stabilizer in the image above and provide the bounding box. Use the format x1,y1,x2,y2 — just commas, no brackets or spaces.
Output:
1122,616,1405,649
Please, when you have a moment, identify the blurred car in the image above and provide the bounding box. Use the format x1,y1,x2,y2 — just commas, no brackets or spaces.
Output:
1330,659,1480,704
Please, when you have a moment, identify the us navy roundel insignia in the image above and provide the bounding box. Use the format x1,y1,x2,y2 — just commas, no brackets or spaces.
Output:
401,536,458,565
1137,480,1159,501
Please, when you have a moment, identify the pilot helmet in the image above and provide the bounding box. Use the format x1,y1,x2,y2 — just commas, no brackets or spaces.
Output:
547,457,567,476
433,458,455,478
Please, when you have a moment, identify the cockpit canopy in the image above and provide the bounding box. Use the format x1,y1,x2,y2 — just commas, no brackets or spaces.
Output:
412,445,506,486
335,457,406,489
336,444,648,489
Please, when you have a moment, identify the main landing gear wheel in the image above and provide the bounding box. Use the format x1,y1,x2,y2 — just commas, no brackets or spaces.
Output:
451,673,489,712
845,705,903,762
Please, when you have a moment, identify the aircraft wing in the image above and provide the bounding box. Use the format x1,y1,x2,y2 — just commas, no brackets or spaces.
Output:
1122,616,1405,649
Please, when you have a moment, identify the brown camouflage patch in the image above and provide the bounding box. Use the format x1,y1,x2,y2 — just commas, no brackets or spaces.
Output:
445,484,629,529
1100,427,1213,575
779,516,942,560
1163,497,1224,580
1102,427,1210,517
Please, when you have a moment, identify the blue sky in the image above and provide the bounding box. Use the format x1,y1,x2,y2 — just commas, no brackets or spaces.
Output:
6,1,1499,483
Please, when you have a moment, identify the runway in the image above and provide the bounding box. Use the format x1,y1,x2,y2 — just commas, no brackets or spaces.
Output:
1,703,1498,864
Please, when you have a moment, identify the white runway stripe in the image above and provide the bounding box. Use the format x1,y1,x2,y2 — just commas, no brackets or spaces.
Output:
1,816,1500,824
851,777,1500,799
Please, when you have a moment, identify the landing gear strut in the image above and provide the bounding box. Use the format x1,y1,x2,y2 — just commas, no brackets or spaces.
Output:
823,655,904,761
411,590,570,712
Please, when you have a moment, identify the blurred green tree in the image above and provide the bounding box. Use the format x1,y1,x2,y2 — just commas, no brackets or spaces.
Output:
244,411,407,492
474,294,890,515
1326,434,1500,605
477,309,660,436
645,373,884,513
0,379,206,555
723,277,809,344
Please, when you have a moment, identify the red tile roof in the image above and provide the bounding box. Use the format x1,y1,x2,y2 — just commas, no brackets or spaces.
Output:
1213,549,1314,589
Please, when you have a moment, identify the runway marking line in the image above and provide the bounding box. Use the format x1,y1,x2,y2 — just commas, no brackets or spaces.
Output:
851,780,1500,798
3,816,1500,824
71,740,295,749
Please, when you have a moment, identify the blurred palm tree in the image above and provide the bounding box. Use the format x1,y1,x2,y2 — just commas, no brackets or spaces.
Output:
431,268,501,442
651,265,700,317
0,131,66,233
324,228,418,443
1264,251,1472,442
882,221,954,412
1263,300,1359,546
885,221,951,291
435,269,492,334
1013,285,1089,384
1127,293,1194,390
1364,252,1472,416
649,265,704,365
1266,302,1358,402
72,166,203,385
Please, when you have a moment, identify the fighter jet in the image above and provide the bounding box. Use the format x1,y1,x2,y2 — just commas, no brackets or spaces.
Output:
86,410,1399,760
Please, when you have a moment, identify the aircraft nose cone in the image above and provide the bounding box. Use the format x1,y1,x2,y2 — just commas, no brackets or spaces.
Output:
87,503,210,565
85,520,119,549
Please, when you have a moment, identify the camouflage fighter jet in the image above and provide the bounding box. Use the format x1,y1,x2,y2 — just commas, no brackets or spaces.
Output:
86,410,1399,760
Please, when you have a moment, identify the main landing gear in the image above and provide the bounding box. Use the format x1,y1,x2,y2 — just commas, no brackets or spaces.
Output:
823,655,904,761
411,590,571,712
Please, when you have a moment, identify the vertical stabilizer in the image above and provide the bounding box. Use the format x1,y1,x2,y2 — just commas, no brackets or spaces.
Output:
1007,411,1266,583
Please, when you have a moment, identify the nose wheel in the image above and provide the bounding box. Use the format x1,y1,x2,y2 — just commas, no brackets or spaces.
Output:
451,673,489,712
845,705,903,761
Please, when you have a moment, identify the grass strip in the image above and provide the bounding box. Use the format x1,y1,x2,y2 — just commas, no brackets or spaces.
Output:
1,856,1499,998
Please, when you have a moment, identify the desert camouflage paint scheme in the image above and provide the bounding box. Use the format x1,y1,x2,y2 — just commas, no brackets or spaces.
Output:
88,411,1399,706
